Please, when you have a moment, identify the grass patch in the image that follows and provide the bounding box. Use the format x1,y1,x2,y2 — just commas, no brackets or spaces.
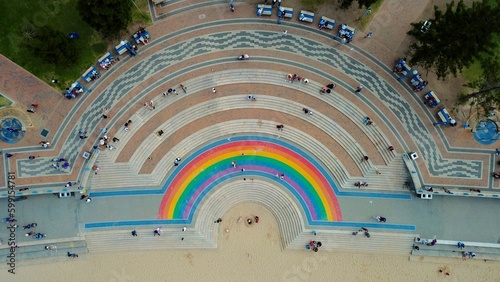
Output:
463,33,500,84
463,61,483,84
359,0,384,31
299,0,327,10
0,0,151,92
0,95,13,108
131,0,152,26
0,1,107,89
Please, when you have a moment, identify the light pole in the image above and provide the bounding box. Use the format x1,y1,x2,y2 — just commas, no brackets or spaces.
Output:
358,8,371,21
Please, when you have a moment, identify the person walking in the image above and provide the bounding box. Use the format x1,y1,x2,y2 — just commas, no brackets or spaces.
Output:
355,85,363,92
154,228,161,236
364,32,373,38
457,242,465,249
282,30,288,36
131,230,137,236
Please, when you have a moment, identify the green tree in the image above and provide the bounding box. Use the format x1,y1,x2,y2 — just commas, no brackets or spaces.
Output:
407,0,500,79
25,26,79,67
77,0,132,37
340,0,378,10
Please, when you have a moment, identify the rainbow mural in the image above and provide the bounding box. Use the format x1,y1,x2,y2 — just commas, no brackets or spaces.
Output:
158,136,342,223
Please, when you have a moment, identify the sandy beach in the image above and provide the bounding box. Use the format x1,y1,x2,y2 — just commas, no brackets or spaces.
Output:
4,203,499,282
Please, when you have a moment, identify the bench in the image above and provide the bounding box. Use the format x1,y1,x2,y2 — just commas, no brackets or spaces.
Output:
97,52,114,65
337,24,356,43
132,29,151,45
299,10,315,23
411,76,424,86
394,60,412,80
64,81,85,99
400,63,411,76
319,16,335,30
424,91,441,108
278,7,293,18
437,108,450,123
81,66,100,83
115,40,130,55
257,4,272,16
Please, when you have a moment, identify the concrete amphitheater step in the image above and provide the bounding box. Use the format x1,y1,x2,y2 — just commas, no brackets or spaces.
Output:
95,68,406,190
96,93,358,189
110,68,395,166
129,68,395,169
121,118,350,192
200,70,396,165
84,228,214,253
150,118,350,183
0,238,88,268
0,252,90,270
194,178,305,249
199,69,398,164
415,240,500,256
130,92,360,169
121,96,398,191
84,178,307,252
190,175,414,253
96,112,398,192
287,230,416,254
411,249,500,261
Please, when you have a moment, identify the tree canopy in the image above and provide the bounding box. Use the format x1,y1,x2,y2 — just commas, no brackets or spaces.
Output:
407,0,500,79
77,0,132,37
25,26,79,67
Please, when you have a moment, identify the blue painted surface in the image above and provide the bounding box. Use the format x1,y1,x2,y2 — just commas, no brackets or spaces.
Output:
85,219,415,231
473,121,499,145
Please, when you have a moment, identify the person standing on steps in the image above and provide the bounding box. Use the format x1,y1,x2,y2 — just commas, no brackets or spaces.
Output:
355,85,363,93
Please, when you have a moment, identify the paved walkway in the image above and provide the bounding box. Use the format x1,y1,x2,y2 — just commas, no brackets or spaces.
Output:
1,0,500,261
